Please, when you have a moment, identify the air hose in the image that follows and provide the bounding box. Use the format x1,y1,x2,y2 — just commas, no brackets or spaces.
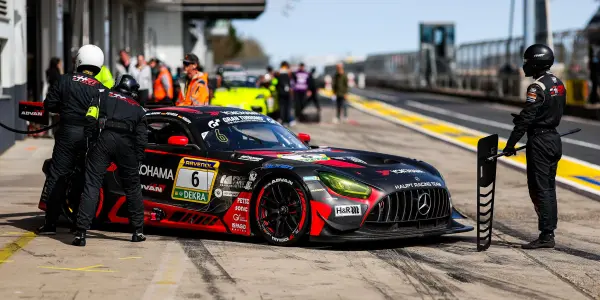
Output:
0,121,60,134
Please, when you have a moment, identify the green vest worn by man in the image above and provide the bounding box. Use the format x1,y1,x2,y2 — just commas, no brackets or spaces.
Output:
270,77,278,99
95,65,114,88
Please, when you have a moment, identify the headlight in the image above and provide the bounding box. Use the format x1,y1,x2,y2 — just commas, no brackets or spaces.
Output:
255,94,265,99
318,172,371,199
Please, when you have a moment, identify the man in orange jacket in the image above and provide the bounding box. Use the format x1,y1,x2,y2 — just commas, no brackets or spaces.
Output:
149,58,174,105
176,53,209,106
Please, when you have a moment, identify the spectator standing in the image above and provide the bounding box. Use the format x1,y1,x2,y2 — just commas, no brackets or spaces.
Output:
149,58,174,105
40,57,63,137
302,67,321,118
275,61,294,126
175,53,209,106
115,49,134,78
130,54,153,106
332,63,349,124
46,57,63,88
292,62,310,119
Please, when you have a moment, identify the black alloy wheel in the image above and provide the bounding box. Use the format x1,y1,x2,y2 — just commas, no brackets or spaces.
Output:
255,177,310,246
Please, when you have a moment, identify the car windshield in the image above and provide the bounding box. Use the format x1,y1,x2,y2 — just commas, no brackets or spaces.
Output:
222,65,244,72
224,79,254,88
201,122,309,151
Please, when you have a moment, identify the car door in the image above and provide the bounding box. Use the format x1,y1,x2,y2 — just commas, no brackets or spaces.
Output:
142,116,210,210
200,125,261,210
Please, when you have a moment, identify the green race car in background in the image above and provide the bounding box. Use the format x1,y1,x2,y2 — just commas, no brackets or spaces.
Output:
210,77,278,117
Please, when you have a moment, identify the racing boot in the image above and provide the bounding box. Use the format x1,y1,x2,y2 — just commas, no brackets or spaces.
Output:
36,223,56,235
131,229,146,242
522,231,555,249
72,230,87,247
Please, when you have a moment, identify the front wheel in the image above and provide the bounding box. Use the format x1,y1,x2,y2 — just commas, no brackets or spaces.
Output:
255,177,311,246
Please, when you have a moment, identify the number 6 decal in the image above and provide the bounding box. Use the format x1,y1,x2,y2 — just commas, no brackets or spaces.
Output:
172,157,220,204
192,171,200,187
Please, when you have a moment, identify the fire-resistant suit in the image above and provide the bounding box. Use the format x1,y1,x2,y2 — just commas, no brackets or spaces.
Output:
73,80,148,245
38,72,107,233
505,72,566,249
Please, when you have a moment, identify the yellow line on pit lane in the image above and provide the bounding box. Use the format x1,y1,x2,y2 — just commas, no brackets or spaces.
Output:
319,90,600,197
118,256,143,260
38,264,116,273
0,232,36,266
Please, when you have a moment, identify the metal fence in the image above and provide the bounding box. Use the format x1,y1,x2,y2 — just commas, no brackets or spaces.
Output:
322,28,598,110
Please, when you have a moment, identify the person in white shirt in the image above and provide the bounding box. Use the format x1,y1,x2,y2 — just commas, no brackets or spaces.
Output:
129,54,153,105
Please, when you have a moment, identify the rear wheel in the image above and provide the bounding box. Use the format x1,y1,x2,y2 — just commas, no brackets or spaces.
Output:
255,177,310,246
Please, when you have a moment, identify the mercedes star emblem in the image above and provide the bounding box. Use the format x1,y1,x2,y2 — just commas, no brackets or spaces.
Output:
417,192,431,215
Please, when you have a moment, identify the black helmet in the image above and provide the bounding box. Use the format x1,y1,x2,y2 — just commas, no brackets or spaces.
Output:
114,74,140,99
523,44,554,77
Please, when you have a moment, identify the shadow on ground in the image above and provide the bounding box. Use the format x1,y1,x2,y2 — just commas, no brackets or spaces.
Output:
0,212,520,254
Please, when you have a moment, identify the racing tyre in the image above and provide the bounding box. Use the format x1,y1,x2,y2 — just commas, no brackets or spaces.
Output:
255,177,310,246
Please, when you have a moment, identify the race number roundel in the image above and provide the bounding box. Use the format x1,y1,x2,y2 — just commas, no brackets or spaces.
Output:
171,157,220,204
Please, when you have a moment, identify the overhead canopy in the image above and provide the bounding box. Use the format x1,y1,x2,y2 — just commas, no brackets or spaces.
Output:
146,0,265,19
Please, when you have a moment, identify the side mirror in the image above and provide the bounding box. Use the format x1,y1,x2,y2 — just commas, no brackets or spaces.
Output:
168,135,189,146
298,133,311,144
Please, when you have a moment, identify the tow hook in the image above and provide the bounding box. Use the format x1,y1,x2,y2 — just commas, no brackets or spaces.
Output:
150,208,166,221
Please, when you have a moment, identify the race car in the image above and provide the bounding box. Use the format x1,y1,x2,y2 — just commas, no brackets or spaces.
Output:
210,78,276,117
24,105,473,246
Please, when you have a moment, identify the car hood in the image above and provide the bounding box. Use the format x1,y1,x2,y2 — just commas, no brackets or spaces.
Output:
237,147,445,187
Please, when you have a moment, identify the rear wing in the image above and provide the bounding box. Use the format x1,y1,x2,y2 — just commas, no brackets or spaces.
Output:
18,101,49,125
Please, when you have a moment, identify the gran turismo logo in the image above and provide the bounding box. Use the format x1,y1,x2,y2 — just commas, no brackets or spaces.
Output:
208,119,220,128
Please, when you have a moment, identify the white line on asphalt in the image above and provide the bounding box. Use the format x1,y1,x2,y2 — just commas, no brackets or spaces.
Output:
406,100,600,151
142,241,189,300
486,102,600,127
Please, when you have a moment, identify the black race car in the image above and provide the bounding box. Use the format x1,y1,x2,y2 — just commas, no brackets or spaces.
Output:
31,105,473,246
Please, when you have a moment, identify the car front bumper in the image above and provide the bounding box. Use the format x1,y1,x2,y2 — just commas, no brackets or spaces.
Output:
309,218,473,243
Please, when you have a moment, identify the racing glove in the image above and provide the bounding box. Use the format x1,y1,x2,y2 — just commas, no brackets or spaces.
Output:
510,113,523,125
502,145,517,157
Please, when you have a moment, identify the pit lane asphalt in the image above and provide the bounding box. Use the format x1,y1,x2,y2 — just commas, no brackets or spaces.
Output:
350,87,600,165
0,104,599,300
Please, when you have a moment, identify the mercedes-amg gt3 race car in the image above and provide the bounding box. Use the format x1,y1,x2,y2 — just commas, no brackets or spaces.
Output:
27,105,472,246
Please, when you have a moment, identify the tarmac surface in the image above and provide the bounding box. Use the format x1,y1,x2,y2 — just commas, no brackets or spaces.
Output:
0,103,599,300
351,87,600,165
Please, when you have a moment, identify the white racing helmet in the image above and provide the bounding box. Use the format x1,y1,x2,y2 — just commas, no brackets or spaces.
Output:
74,44,104,74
